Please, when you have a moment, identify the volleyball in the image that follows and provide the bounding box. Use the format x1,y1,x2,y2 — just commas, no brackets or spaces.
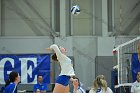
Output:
71,5,80,16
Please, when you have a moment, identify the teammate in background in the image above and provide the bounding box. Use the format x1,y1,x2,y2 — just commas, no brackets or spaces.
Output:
71,77,85,93
33,75,47,93
46,44,75,93
131,71,140,93
89,75,113,93
132,42,140,82
3,71,20,93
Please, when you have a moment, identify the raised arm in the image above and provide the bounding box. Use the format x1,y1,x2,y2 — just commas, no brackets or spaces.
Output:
50,44,62,58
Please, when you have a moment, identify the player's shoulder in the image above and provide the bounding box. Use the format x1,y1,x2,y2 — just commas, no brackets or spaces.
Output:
89,88,96,93
33,83,38,87
106,87,113,93
5,82,16,90
132,81,138,85
8,82,15,87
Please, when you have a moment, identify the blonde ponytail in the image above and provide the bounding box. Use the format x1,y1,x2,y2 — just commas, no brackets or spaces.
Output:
92,75,107,92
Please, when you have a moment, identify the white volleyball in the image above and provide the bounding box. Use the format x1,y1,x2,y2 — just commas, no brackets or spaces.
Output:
71,5,80,16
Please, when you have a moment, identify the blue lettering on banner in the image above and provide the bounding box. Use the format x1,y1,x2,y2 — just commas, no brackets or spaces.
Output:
0,54,50,84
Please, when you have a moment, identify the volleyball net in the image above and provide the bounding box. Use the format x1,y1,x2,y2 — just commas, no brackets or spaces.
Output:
113,37,140,88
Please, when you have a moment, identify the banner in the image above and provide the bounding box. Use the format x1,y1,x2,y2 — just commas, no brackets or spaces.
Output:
131,53,140,82
0,54,50,84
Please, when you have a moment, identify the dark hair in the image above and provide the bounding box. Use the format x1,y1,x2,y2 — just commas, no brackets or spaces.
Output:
52,53,58,61
5,71,18,87
72,76,80,86
37,75,43,78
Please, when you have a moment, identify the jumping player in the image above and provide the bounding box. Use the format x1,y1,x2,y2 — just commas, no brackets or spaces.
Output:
47,44,75,93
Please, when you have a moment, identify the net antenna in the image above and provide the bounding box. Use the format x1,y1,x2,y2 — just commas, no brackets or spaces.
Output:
113,36,140,88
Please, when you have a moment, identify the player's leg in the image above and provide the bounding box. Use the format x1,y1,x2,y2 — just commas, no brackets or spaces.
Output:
53,83,67,93
53,75,70,93
63,85,70,93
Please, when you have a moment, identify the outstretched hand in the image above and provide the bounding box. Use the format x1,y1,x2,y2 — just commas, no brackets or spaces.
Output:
46,48,54,53
46,48,52,51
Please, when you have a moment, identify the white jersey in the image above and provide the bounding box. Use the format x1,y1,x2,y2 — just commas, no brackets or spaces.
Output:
131,81,140,93
73,87,86,93
89,87,113,93
50,44,75,76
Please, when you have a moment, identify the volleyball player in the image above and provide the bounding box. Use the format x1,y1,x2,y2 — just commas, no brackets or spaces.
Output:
3,71,20,93
131,71,140,93
47,44,75,93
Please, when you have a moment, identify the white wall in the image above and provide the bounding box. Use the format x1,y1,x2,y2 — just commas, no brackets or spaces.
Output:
97,37,115,56
72,0,94,36
115,36,136,47
0,36,53,54
4,0,51,36
114,0,140,35
95,0,102,36
73,36,97,89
